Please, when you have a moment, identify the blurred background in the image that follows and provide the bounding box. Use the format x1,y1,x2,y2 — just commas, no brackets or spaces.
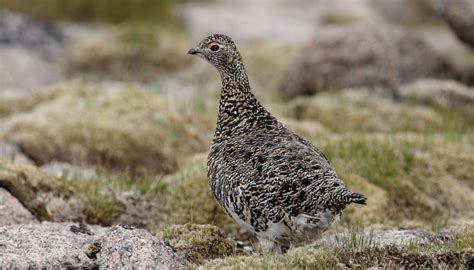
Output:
0,0,473,266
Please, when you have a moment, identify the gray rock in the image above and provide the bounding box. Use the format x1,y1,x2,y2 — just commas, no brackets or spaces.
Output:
0,142,34,165
0,188,37,225
0,222,106,268
97,226,187,269
431,0,474,48
41,161,97,180
0,11,64,58
0,12,64,97
0,45,63,98
180,0,379,42
280,24,456,97
0,223,186,269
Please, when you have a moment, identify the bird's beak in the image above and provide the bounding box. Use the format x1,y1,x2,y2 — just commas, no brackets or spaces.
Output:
188,47,200,55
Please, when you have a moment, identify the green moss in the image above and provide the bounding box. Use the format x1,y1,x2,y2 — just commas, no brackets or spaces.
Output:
0,82,214,173
159,224,240,264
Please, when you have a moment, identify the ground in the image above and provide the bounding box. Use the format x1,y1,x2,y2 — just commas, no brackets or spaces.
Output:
0,0,473,268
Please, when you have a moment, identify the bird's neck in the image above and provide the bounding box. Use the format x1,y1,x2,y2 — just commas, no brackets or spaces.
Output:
213,65,276,141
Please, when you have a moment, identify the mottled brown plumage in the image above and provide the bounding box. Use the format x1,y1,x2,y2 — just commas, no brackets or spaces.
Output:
188,34,367,252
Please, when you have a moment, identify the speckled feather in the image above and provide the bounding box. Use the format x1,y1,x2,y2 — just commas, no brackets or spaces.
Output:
189,34,367,251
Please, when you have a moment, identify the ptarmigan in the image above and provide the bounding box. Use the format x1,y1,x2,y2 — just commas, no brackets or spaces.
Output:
188,34,367,252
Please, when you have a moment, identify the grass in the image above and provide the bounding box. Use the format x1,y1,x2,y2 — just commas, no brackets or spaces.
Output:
0,17,473,267
159,224,240,264
287,88,471,135
199,225,474,269
322,136,414,191
57,168,167,224
65,25,192,81
319,134,474,224
152,155,236,233
321,9,365,26
0,82,214,173
0,0,175,23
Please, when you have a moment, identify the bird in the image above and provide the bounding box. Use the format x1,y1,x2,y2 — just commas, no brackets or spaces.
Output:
188,34,367,252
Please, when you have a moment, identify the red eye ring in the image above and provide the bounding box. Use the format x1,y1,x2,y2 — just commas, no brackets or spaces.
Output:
209,42,221,52
209,41,221,47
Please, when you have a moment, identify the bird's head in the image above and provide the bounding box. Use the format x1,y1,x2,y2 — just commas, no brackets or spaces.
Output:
188,34,243,75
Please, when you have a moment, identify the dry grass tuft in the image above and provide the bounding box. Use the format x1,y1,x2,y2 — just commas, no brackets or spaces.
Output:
401,79,474,122
65,27,192,81
321,9,366,25
0,159,85,222
153,155,236,234
201,225,474,269
0,82,214,173
288,89,444,133
321,134,474,225
159,223,239,264
0,0,173,23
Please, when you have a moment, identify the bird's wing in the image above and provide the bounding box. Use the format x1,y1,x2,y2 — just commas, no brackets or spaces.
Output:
207,131,348,225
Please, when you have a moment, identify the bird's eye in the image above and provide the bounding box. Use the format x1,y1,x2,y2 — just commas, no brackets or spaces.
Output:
210,45,220,52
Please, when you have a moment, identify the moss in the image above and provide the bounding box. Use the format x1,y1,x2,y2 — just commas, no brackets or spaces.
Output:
65,27,192,80
153,155,237,234
159,224,239,264
321,9,365,25
0,159,85,222
288,90,445,134
58,168,167,225
401,79,474,126
201,226,474,269
200,248,338,270
0,82,214,173
0,0,174,23
321,134,474,224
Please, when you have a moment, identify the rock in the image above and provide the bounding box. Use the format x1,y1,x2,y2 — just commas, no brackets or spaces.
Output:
0,223,186,269
0,159,86,222
0,12,64,97
181,0,379,42
0,188,37,225
310,229,453,249
431,0,474,48
0,142,34,165
400,79,474,121
279,24,455,97
41,161,97,180
0,46,63,98
0,11,64,57
0,222,106,268
97,226,186,269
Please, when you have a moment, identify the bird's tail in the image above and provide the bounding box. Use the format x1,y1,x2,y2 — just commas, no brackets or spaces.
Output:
348,192,367,205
